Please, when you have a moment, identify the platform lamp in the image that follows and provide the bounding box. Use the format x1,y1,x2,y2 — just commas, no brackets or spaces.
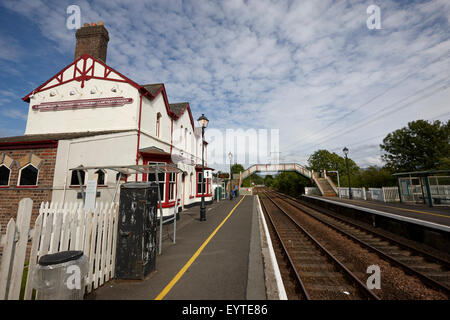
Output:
228,152,233,200
198,114,209,221
343,147,353,199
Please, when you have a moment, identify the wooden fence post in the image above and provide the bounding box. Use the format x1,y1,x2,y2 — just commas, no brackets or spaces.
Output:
7,198,33,300
24,213,43,300
0,219,16,300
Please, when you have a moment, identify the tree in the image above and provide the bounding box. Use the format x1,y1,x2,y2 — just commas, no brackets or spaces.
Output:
356,166,396,188
307,149,359,187
264,175,274,187
231,163,245,174
271,172,312,197
380,120,450,172
242,173,264,187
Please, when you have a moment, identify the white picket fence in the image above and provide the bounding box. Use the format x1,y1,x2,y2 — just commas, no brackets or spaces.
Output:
0,198,119,300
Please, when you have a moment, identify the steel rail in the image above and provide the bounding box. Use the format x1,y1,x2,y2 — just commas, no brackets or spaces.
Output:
262,191,380,300
276,190,450,268
271,190,450,295
259,196,310,300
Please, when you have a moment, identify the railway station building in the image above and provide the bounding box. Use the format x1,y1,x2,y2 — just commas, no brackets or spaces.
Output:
0,22,213,226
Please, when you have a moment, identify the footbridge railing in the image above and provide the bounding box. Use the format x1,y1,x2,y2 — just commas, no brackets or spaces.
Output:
240,163,313,181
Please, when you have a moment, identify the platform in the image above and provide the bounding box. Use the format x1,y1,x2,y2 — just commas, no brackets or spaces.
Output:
319,196,450,227
86,195,268,300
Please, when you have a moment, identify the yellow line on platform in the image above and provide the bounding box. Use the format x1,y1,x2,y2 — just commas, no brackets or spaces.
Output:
154,195,247,300
349,199,450,219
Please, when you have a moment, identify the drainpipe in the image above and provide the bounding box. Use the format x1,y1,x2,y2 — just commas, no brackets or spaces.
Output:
136,93,143,181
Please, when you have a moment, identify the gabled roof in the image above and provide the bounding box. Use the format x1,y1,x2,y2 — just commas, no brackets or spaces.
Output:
169,102,189,117
22,54,197,132
142,83,164,96
22,54,144,102
0,130,133,143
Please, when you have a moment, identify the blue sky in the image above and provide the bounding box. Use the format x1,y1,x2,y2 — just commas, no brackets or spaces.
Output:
0,0,449,169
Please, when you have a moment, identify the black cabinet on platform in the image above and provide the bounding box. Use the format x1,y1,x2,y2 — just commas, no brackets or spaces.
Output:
115,182,158,280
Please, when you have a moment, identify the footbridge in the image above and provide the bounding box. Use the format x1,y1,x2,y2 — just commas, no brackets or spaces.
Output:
240,163,338,197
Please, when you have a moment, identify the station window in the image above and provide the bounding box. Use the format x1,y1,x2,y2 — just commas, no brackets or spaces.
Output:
168,172,176,201
70,170,86,186
18,164,39,186
0,165,11,186
147,162,165,201
95,169,106,185
197,172,205,194
156,113,162,138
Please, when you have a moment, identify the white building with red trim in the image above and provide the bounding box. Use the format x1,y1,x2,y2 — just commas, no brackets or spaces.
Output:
0,22,213,220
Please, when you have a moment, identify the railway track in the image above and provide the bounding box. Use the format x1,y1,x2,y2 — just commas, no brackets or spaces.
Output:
266,189,450,297
259,193,380,300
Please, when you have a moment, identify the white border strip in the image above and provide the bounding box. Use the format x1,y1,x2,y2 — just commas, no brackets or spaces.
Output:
303,195,450,233
256,195,288,300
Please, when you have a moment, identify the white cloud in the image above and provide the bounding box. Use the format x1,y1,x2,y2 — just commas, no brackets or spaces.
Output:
1,0,449,168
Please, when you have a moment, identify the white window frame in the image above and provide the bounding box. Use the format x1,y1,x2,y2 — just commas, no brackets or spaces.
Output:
147,161,166,202
95,169,107,186
18,163,39,186
168,172,176,201
70,169,87,186
0,164,11,186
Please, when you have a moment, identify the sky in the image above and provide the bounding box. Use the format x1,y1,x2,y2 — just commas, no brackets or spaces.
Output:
0,0,449,171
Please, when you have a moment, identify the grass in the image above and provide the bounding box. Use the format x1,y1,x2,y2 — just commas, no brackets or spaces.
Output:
19,262,36,300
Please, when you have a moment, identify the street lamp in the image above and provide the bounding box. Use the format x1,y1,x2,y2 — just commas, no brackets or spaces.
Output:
343,147,353,199
198,114,209,221
228,152,233,200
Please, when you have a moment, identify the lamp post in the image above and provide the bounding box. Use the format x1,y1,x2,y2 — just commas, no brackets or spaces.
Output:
198,114,209,221
343,147,353,199
228,152,233,200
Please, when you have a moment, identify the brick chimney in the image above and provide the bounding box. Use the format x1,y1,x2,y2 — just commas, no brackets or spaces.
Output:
74,21,109,62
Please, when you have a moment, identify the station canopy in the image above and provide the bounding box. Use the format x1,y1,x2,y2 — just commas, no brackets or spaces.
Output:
69,163,184,175
392,169,450,177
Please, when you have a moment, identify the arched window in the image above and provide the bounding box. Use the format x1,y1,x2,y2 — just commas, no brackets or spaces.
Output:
70,170,86,186
180,125,183,145
0,165,11,186
156,112,162,138
18,164,39,186
95,169,106,185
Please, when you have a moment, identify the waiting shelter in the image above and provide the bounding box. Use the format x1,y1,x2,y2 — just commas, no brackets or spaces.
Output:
70,164,184,254
393,170,450,207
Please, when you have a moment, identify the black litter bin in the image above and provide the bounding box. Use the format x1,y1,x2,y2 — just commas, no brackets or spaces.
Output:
115,182,158,280
32,250,88,300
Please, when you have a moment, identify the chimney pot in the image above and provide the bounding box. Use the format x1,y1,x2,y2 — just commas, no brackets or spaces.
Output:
83,23,90,27
98,20,104,26
91,22,96,26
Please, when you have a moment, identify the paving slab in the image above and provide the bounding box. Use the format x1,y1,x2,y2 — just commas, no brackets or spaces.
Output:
87,195,266,300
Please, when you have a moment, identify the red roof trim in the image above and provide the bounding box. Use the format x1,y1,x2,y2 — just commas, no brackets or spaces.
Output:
21,54,198,134
141,84,196,132
0,140,58,150
22,54,144,102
